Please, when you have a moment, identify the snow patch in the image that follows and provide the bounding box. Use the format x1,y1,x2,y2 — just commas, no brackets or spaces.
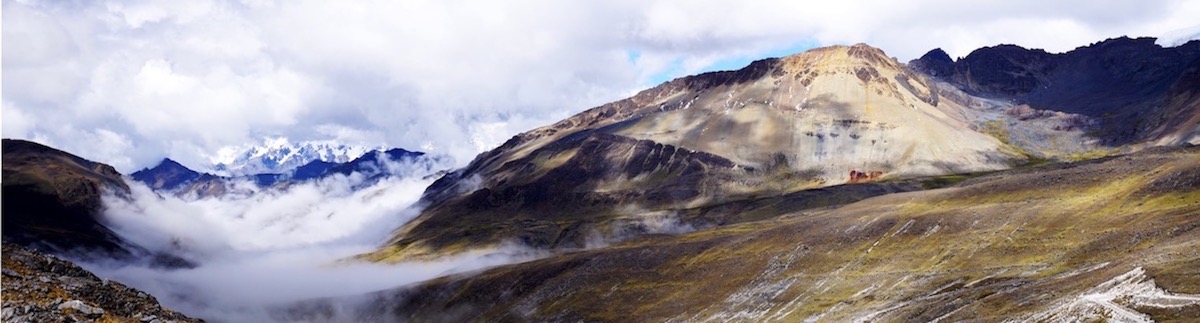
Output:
1020,267,1200,323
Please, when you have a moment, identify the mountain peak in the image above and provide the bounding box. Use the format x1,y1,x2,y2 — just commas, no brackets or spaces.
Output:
909,48,955,77
209,138,381,176
920,48,952,62
132,158,202,192
776,43,901,76
154,158,186,169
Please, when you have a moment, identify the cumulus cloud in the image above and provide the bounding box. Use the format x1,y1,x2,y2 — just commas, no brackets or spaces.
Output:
4,0,1199,172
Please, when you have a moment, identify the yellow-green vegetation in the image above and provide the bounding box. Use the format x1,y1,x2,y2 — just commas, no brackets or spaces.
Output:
375,146,1200,322
1063,147,1121,162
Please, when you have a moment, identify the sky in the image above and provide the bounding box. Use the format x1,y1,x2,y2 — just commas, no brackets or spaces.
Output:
4,0,1200,173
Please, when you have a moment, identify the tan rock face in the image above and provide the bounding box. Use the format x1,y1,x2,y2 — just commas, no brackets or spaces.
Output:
601,44,1016,181
368,44,1026,261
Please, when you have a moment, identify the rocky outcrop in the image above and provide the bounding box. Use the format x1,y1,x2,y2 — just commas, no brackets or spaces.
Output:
1149,56,1200,145
908,48,954,78
848,170,884,183
1,243,200,322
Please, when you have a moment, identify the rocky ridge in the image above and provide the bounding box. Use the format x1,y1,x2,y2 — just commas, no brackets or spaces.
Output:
1,243,201,323
911,37,1200,149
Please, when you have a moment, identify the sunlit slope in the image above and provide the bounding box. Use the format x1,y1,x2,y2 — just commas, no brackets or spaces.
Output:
368,44,1023,261
602,44,1014,179
357,145,1200,322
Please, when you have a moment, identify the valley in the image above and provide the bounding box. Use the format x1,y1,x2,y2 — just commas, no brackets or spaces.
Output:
292,145,1200,321
3,36,1199,322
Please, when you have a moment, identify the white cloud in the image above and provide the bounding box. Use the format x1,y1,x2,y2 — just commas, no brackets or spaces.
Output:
1,101,36,138
86,162,546,321
1158,24,1200,47
4,0,1199,172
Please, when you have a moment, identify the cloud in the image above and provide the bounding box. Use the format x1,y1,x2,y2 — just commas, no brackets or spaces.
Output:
4,0,1199,172
83,157,547,322
1158,24,1200,47
99,153,451,257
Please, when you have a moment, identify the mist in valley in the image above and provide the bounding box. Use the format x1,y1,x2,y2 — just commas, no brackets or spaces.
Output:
81,156,545,322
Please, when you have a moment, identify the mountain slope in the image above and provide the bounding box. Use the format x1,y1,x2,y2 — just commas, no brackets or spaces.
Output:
1,139,132,256
911,37,1200,147
307,145,1200,322
366,44,1024,261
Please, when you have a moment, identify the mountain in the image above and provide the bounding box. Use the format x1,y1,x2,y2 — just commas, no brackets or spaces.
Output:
133,146,447,199
2,139,133,256
366,39,1200,263
910,37,1200,147
291,159,338,181
130,158,203,191
210,137,379,176
296,144,1200,322
363,43,1037,262
346,39,1200,320
132,158,243,198
2,139,194,270
323,148,437,178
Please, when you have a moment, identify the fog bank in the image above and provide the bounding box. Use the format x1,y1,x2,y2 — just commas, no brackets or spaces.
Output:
82,158,544,322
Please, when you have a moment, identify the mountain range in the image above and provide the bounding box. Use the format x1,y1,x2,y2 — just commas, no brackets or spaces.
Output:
209,137,381,176
131,146,442,199
3,36,1199,321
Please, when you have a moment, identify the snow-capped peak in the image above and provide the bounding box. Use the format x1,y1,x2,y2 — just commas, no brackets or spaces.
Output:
209,137,382,176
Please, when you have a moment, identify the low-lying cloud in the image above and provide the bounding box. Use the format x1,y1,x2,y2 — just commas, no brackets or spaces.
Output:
82,158,544,322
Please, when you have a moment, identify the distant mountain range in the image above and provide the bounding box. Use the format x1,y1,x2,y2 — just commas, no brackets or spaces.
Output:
209,137,381,176
132,147,446,199
2,138,446,258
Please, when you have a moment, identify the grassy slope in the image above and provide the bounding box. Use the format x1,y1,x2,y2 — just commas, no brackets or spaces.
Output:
364,145,1200,321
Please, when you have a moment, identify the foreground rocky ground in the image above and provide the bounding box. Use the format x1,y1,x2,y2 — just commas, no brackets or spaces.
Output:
1,243,200,323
